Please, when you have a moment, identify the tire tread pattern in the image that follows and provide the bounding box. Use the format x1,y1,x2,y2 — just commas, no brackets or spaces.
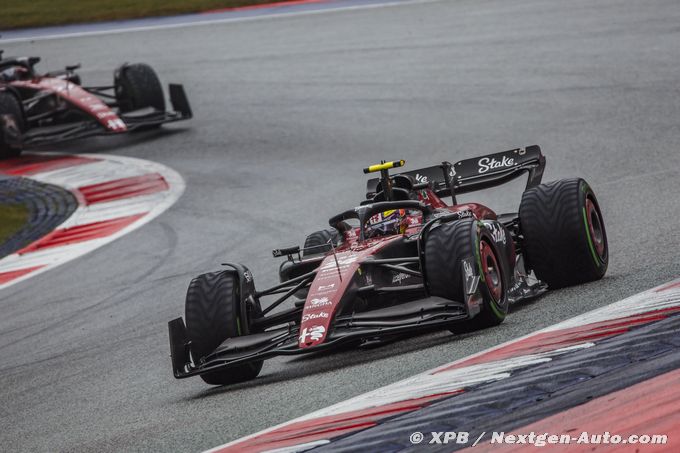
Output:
185,271,262,385
519,178,607,289
425,219,475,302
116,63,165,112
425,219,508,330
303,228,340,257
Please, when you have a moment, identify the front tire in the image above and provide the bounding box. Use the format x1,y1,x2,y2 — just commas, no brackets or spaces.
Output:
185,271,263,385
303,228,340,257
519,178,608,289
114,63,165,113
0,91,25,159
425,218,510,331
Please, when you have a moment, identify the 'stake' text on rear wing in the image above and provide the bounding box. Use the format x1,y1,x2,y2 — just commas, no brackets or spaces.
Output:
366,145,546,203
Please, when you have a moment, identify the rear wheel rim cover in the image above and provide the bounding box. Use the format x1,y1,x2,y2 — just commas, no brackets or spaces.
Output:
480,239,502,302
586,197,606,259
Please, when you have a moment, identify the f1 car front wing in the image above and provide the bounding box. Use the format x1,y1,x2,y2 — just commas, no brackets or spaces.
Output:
169,296,469,379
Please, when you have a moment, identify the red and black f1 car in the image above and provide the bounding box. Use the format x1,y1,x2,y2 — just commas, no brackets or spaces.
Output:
169,146,609,386
0,50,191,158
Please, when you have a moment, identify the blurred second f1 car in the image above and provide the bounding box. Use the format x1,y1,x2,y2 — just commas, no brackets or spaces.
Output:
169,145,609,386
0,50,191,158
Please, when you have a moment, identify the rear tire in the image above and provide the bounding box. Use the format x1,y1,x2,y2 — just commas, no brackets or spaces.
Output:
519,178,608,289
185,271,263,385
425,218,510,331
303,228,340,257
114,63,165,113
0,91,24,159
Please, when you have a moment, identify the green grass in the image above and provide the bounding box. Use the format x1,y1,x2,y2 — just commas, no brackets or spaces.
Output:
2,0,299,30
0,203,28,245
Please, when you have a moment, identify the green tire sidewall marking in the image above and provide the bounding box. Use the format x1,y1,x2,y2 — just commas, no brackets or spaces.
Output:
235,281,243,335
581,181,602,266
475,225,484,283
487,274,506,319
476,223,505,319
582,206,601,266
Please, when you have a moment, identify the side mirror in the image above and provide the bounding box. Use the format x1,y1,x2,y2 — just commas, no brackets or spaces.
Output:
272,246,301,260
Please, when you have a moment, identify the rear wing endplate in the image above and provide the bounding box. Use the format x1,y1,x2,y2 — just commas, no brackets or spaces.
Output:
366,145,545,202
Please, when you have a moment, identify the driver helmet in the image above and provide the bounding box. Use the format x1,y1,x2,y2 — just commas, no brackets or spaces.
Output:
366,209,408,237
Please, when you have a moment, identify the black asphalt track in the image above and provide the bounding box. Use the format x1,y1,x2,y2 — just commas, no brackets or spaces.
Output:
2,0,680,450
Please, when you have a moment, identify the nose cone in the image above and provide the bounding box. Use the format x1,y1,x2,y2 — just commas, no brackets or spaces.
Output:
298,252,360,348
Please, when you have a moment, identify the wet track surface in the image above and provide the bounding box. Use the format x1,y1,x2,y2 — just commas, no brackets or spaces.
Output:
2,0,680,450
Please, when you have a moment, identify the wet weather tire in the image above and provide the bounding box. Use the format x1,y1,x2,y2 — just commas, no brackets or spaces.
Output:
0,92,24,159
185,271,263,385
303,228,340,257
425,218,510,331
519,178,608,289
114,63,165,113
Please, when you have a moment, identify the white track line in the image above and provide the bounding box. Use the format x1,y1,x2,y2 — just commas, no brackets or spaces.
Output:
0,152,185,291
208,277,680,452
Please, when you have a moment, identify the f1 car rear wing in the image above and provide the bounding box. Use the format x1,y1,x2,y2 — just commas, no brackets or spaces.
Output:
366,145,545,203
